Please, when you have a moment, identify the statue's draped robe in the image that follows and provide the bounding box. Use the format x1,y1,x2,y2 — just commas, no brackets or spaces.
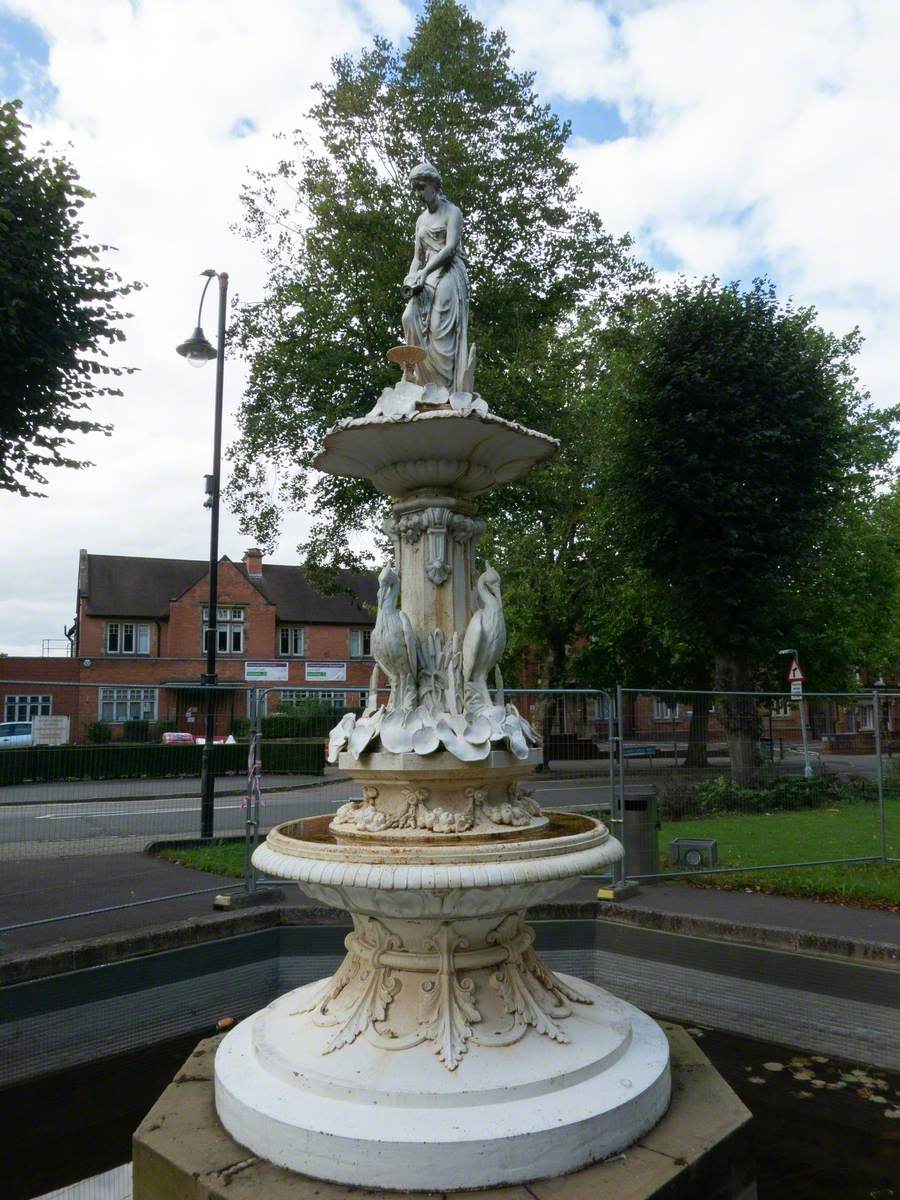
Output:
402,204,470,392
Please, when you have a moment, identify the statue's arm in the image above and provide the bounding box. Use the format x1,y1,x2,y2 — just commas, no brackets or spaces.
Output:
403,224,425,288
419,205,461,280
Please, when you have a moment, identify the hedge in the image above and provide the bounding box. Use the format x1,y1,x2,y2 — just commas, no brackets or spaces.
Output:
0,740,325,786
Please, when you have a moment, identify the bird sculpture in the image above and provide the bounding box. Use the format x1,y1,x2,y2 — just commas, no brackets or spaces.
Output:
372,564,418,712
462,564,506,716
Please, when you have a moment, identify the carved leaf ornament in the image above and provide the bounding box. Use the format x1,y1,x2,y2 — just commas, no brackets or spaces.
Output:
290,914,592,1072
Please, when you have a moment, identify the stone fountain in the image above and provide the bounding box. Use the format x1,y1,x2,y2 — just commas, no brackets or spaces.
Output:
213,161,671,1191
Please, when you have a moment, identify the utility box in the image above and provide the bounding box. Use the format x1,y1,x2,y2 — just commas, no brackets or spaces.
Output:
622,790,659,880
669,837,718,869
31,715,70,746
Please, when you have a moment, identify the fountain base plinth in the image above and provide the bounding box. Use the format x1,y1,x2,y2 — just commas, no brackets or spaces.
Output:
215,976,670,1190
212,812,671,1191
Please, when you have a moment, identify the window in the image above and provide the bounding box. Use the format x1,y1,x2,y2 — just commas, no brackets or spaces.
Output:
202,607,244,654
99,687,158,722
594,694,611,722
770,699,793,718
4,694,51,721
280,689,346,710
653,697,679,721
278,626,304,657
106,621,150,654
349,628,372,657
857,704,874,732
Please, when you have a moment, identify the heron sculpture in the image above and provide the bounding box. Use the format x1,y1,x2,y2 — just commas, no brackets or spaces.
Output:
462,563,506,715
372,564,418,711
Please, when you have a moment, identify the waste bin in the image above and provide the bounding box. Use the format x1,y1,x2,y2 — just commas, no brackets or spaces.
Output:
622,790,659,880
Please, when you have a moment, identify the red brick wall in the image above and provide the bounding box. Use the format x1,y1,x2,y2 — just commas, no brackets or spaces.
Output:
7,560,377,741
0,657,81,734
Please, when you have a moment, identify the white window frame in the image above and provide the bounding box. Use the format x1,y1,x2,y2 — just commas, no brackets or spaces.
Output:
349,628,372,658
278,626,304,657
652,697,679,721
106,621,150,655
98,687,158,723
279,689,347,710
202,606,245,655
4,694,52,722
857,703,874,732
770,699,793,719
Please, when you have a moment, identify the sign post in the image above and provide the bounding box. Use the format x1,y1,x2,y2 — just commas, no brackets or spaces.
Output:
785,656,812,778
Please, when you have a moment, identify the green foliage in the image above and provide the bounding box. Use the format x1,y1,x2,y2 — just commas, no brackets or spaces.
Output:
122,719,152,743
604,277,898,689
86,720,112,744
0,100,141,495
229,717,252,740
658,772,874,820
262,699,343,739
227,0,647,612
0,740,324,785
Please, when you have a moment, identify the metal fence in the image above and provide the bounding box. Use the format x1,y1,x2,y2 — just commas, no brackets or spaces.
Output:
0,680,895,943
613,687,898,884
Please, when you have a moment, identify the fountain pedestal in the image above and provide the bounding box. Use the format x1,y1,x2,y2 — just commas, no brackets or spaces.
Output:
213,379,671,1189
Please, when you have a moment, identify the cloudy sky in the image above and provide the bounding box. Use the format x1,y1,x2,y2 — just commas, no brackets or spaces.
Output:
1,0,898,656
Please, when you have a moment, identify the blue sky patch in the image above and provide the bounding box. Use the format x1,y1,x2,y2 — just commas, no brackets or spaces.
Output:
230,116,257,139
0,10,57,112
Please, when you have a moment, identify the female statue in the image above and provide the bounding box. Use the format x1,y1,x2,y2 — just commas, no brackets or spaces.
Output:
401,162,474,393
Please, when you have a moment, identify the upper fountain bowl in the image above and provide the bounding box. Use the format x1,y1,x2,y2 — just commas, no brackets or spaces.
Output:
314,407,559,497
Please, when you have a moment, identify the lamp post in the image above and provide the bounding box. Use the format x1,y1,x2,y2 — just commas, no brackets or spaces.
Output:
177,269,228,839
778,647,812,778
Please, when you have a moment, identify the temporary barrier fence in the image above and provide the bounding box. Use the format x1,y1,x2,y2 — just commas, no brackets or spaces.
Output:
611,687,897,884
0,680,895,939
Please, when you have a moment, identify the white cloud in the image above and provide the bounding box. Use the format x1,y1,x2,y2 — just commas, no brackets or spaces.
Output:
1,0,414,653
3,0,899,654
482,0,900,402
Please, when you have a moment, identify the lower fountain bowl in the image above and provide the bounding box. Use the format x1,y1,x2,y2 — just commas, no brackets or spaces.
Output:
251,809,622,917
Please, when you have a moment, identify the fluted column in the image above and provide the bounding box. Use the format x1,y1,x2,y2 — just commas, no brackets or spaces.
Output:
384,494,485,644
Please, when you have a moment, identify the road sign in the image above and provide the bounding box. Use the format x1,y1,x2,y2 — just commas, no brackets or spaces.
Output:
787,658,804,684
790,680,803,699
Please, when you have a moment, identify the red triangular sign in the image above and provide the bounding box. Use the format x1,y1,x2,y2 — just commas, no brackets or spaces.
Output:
787,659,804,683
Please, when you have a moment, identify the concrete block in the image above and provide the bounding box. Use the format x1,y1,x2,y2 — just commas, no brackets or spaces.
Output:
133,1025,755,1200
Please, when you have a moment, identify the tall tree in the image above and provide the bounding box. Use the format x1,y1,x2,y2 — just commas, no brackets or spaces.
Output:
0,100,139,496
604,276,897,780
228,0,650,694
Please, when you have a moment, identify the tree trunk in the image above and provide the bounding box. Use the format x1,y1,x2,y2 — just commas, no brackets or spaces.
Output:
684,696,710,768
714,655,762,787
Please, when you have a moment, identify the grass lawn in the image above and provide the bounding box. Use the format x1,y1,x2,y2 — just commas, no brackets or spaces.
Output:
156,801,900,910
660,799,900,910
158,841,247,878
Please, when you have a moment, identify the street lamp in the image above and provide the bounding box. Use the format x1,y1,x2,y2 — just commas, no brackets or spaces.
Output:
778,647,813,778
177,268,228,839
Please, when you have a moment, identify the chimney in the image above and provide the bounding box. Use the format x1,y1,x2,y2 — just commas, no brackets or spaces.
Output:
243,547,263,578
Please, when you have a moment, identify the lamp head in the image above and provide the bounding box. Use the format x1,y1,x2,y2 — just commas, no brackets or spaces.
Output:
176,326,217,367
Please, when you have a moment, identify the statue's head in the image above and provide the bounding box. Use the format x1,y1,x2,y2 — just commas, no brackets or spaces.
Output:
409,161,442,204
378,563,399,602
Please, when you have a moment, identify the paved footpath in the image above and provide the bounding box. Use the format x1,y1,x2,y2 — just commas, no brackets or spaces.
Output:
1,843,896,957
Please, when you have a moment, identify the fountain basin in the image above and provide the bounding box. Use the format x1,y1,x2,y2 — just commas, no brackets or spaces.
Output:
251,810,621,916
216,810,670,1188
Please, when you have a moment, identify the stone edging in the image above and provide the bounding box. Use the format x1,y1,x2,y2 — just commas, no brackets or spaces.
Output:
2,896,896,988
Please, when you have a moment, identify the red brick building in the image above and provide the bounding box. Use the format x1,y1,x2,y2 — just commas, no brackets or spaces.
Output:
0,549,377,742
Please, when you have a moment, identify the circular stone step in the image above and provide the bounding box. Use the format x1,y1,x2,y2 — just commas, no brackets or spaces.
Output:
215,976,671,1190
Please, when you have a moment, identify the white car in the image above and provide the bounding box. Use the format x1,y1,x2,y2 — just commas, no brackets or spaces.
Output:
0,721,33,747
